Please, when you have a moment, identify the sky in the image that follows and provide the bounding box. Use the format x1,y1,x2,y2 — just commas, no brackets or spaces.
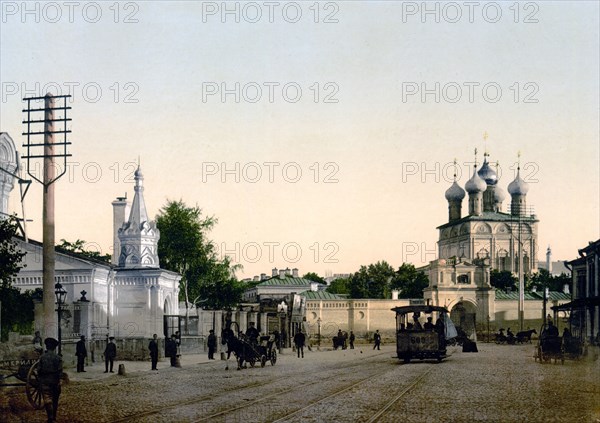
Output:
1,1,598,279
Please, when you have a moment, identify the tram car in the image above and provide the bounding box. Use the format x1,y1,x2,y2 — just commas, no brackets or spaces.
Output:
391,305,453,363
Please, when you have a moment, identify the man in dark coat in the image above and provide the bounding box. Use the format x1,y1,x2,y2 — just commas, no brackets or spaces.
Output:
207,329,217,360
166,334,178,366
149,334,159,370
104,337,117,373
39,338,62,422
246,322,259,345
349,331,355,349
293,328,306,358
373,330,381,350
75,335,87,372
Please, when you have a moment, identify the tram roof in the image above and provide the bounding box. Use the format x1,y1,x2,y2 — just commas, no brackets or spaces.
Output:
391,305,448,314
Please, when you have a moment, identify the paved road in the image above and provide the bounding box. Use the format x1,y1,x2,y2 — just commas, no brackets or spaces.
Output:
1,343,599,422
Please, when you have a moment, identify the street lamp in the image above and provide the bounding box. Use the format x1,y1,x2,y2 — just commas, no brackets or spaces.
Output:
54,282,67,355
317,317,322,350
277,301,288,351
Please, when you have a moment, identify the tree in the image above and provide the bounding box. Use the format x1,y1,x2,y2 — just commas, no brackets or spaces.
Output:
526,268,572,293
56,239,111,263
0,216,31,341
490,269,518,292
0,216,26,289
302,272,326,285
156,200,243,326
326,277,350,295
348,261,395,299
391,263,429,298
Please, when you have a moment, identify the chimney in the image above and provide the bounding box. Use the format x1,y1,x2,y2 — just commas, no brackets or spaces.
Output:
260,273,267,280
279,269,286,279
531,286,537,292
563,284,570,295
253,275,259,282
111,195,130,266
272,268,278,277
285,267,292,276
292,268,299,277
392,289,399,300
310,282,319,292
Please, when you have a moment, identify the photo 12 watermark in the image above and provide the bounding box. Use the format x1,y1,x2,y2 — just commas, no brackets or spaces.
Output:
2,82,140,104
401,82,539,104
201,82,339,104
1,1,140,24
201,1,339,24
401,160,539,184
401,2,539,24
201,161,340,184
216,241,340,265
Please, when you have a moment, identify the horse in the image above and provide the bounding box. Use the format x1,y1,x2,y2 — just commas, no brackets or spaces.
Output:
516,329,537,344
221,322,248,370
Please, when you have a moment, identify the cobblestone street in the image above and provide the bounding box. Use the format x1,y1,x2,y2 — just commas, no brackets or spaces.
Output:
1,343,599,422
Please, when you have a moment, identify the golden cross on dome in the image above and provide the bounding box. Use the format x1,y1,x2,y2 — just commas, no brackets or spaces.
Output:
483,132,489,141
453,158,458,181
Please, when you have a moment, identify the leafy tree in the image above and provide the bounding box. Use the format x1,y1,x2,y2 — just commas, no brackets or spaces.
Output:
56,239,111,263
348,261,395,299
0,216,31,340
302,272,326,285
156,200,243,325
490,269,518,292
526,268,572,293
391,263,429,298
326,277,350,295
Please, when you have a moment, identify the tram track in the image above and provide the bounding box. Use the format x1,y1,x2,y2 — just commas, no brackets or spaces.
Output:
111,350,390,423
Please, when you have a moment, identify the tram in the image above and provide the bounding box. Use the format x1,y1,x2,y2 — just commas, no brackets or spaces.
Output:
392,305,454,363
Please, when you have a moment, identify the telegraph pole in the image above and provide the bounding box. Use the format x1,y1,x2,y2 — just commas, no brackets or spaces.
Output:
22,93,72,339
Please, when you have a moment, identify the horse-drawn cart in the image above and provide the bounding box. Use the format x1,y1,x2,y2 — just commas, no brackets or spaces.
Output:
0,349,44,410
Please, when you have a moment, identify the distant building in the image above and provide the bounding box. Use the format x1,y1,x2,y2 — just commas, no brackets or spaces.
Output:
537,246,571,276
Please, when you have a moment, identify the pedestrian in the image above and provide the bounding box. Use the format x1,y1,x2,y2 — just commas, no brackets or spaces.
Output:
104,337,117,373
207,329,217,360
166,334,178,366
149,334,159,370
33,330,42,349
246,322,259,345
424,317,434,330
75,335,87,372
293,328,306,358
373,330,381,350
349,331,355,349
38,337,62,423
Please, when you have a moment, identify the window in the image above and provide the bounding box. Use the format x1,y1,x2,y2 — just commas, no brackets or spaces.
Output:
458,274,469,284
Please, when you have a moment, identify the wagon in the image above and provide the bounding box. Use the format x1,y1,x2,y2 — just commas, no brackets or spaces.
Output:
258,334,277,366
392,305,453,363
0,348,44,409
535,335,564,364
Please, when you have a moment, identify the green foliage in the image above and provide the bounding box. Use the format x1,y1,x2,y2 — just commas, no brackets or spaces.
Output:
490,269,518,291
56,239,111,263
391,263,429,298
302,272,326,285
326,277,350,295
0,216,26,289
348,261,395,299
0,216,31,341
156,200,243,310
526,268,572,292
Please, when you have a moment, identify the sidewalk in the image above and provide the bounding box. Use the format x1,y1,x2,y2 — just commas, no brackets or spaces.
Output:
67,352,215,382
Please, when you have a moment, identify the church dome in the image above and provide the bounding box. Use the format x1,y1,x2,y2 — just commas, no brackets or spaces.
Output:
134,166,143,178
494,185,507,203
508,170,529,195
465,168,487,194
477,159,498,185
445,181,466,202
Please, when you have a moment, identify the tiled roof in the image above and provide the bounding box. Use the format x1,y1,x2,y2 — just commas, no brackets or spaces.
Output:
255,276,325,287
299,290,347,300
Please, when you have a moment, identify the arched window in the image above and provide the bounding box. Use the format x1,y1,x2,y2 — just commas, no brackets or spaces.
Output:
458,274,469,284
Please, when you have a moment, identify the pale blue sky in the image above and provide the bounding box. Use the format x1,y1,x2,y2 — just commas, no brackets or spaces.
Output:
1,1,598,277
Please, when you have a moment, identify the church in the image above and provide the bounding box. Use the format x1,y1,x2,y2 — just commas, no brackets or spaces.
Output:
1,131,180,357
424,151,540,333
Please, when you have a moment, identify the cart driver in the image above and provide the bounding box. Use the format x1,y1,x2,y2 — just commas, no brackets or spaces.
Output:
38,337,63,423
246,322,259,345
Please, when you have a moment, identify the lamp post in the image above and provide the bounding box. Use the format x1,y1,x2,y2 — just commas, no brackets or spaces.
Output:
54,282,67,356
317,317,322,350
277,301,288,352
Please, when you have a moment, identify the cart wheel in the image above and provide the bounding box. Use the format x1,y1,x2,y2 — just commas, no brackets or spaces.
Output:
260,355,266,367
26,360,44,410
270,349,277,365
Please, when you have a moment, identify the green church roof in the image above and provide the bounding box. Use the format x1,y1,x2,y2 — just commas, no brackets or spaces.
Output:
299,290,347,300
